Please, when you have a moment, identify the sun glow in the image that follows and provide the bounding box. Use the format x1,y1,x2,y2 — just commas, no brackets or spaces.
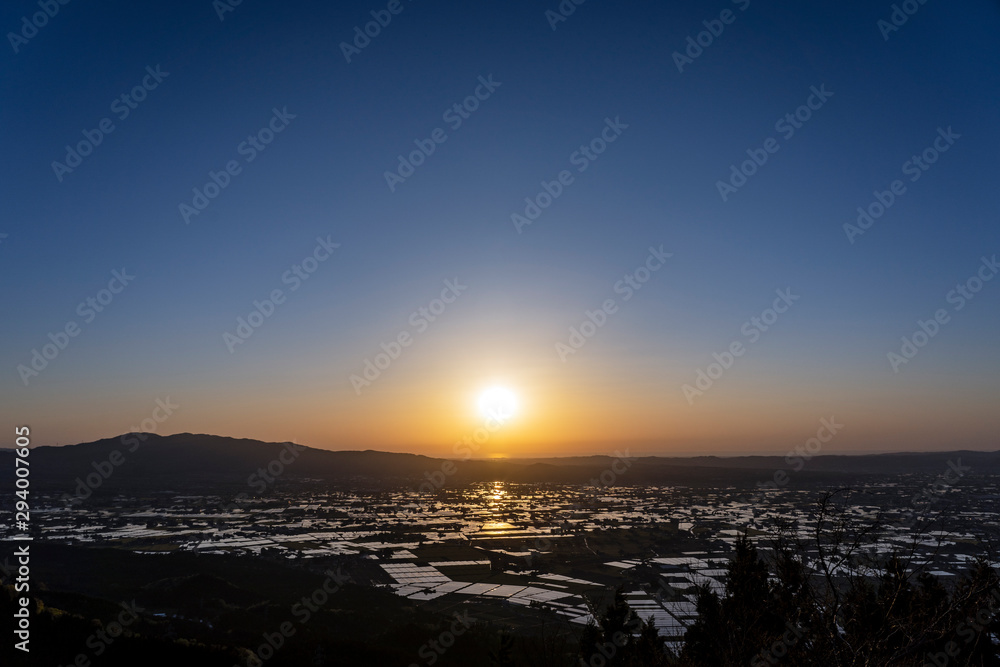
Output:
478,386,518,424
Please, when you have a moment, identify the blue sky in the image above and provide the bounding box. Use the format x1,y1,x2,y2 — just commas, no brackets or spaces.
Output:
2,0,999,455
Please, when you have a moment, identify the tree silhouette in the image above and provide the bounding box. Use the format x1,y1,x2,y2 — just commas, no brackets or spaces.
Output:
675,491,1000,666
579,587,674,666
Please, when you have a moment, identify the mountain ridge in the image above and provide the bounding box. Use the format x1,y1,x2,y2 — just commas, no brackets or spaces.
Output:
4,433,998,496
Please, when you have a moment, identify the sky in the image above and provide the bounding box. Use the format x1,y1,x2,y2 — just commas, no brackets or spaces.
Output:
2,0,999,457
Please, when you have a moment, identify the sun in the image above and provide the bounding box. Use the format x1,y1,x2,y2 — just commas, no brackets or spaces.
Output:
478,386,518,424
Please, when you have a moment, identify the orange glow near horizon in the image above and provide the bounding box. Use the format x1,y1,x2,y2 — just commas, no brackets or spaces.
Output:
17,347,1000,457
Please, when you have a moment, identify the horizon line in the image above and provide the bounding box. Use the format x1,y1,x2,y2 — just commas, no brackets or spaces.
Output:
15,431,1000,459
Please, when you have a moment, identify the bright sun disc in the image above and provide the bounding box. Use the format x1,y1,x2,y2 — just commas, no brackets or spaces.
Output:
478,386,518,423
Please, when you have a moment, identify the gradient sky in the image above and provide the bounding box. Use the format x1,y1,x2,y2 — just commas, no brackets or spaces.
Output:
2,0,999,457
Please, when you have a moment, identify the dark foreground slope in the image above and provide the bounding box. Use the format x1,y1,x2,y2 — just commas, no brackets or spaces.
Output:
1,542,560,667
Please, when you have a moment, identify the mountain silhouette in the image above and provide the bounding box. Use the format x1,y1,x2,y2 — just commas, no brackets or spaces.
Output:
3,432,998,497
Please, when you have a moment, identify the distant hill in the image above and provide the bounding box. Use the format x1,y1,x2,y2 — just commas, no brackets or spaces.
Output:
514,451,1000,475
2,433,998,497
